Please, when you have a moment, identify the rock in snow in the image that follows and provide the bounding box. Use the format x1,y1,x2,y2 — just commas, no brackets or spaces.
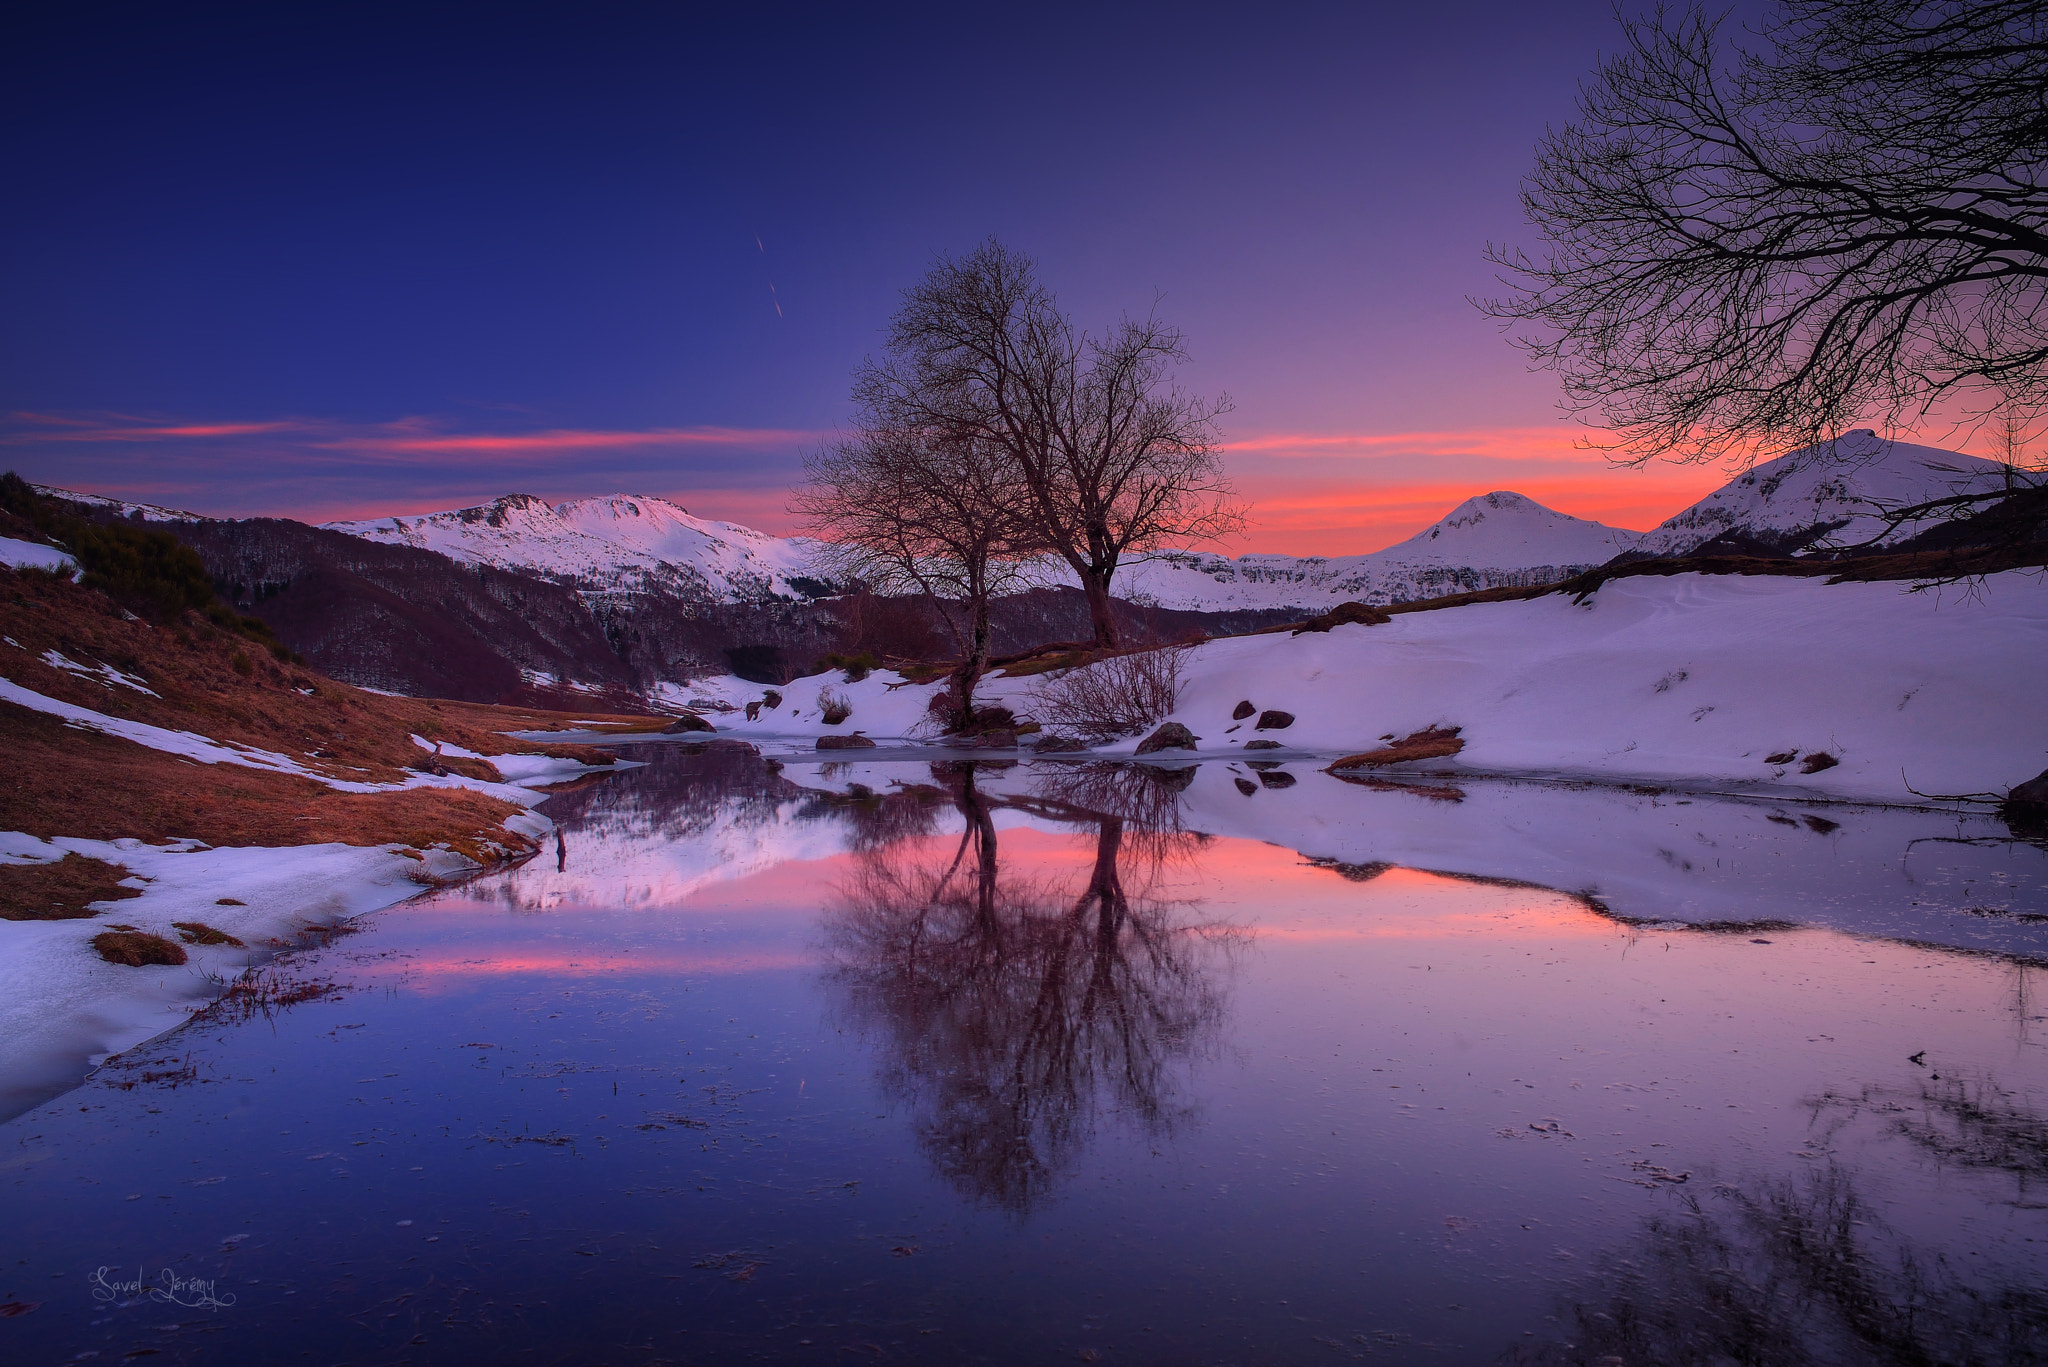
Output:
1136,722,1200,754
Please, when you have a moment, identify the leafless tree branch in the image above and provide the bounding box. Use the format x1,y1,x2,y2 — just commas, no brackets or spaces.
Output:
1480,0,2048,467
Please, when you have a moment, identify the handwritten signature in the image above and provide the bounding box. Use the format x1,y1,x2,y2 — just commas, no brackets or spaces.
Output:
90,1266,236,1310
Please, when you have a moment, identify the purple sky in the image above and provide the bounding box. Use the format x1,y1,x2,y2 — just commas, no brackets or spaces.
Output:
1,1,1810,552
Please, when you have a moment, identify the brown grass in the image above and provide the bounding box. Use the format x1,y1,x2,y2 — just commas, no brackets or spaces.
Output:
0,566,618,787
190,970,348,1025
0,707,542,861
1327,772,1467,802
0,852,140,921
0,566,658,861
1292,601,1392,634
172,920,244,946
91,930,187,966
1327,726,1466,771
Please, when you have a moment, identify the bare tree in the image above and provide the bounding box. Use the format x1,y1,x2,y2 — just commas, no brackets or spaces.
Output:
792,425,1039,728
1481,0,2048,469
860,239,1244,648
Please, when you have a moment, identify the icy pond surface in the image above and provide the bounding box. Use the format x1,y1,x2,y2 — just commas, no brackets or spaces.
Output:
6,742,2048,1365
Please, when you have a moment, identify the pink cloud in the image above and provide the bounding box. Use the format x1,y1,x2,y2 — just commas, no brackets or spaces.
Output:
1219,426,1623,462
4,410,820,460
312,424,822,460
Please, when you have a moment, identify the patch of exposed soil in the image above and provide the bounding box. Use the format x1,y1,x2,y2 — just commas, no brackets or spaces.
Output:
0,852,141,921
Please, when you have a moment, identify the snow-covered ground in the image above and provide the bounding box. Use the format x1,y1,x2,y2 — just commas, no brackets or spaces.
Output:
654,568,2048,806
0,686,635,1117
0,835,467,1117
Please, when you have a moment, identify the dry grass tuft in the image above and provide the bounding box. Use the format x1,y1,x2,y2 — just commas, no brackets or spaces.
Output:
172,920,244,946
1327,726,1466,771
0,852,140,921
193,970,348,1024
91,929,187,966
1293,601,1393,634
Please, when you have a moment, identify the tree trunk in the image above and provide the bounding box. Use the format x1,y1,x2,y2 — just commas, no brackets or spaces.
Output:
950,593,994,730
1080,568,1118,649
963,772,999,931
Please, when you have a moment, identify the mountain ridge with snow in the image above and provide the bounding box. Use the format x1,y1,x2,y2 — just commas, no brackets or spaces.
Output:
314,488,1642,613
323,493,832,604
1114,490,1642,610
42,430,2027,616
1628,430,2018,558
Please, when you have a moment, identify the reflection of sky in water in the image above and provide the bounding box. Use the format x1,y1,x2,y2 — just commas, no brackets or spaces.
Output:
4,746,2044,1364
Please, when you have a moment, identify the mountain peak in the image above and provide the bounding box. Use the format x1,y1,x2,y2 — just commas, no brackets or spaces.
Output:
1374,490,1638,565
1635,433,2012,557
321,492,818,602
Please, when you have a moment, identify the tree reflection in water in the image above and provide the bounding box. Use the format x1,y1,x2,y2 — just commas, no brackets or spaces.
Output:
1507,1080,2048,1367
822,760,1243,1213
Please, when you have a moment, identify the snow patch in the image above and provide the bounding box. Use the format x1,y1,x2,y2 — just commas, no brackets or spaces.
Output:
0,536,80,579
40,649,159,696
0,829,545,1120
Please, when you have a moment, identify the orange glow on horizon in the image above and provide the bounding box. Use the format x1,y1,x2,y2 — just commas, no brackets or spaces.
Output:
7,408,1897,554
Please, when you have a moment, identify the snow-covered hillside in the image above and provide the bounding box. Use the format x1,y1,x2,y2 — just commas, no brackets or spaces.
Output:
323,493,830,602
1116,491,1640,610
671,567,2048,807
1630,430,2018,557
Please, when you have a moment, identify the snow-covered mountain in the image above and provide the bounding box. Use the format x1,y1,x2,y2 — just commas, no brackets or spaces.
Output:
322,493,831,602
1629,430,2017,558
1114,491,1641,610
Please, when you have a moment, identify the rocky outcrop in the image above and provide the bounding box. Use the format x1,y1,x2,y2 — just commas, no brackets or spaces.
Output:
1135,722,1198,755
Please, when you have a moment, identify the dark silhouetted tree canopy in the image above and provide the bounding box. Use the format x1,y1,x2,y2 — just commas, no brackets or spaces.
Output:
1483,0,2048,467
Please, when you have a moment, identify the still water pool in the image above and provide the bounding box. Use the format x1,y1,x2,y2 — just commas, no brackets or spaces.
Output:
6,743,2047,1364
